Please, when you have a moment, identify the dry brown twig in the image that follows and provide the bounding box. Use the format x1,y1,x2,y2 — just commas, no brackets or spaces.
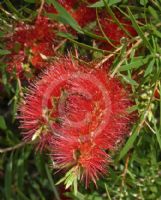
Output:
54,39,67,52
95,34,146,74
95,45,123,69
37,0,45,18
121,152,131,187
0,141,30,153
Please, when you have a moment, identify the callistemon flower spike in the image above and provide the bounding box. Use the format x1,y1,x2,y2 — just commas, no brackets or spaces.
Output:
19,57,133,188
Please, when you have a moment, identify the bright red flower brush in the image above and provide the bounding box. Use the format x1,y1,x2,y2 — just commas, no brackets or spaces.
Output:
10,17,55,46
71,4,96,27
6,16,55,78
96,12,137,51
7,51,25,78
31,42,54,69
19,57,133,187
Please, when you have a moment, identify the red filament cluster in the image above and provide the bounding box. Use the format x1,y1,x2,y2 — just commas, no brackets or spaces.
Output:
19,58,133,186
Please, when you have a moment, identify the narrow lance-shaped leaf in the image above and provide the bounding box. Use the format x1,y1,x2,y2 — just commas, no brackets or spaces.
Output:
127,7,153,52
46,0,82,33
89,0,121,8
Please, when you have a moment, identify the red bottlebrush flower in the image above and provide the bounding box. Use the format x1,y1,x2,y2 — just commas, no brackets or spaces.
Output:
96,12,137,50
9,23,33,47
44,4,58,14
33,17,55,42
7,51,25,78
58,0,77,9
9,17,55,47
6,16,56,78
19,57,133,187
72,5,96,27
30,43,54,69
53,136,108,187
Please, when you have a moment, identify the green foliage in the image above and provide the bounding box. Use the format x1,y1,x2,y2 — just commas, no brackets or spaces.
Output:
0,49,11,55
89,0,121,8
46,0,82,33
0,0,161,199
0,116,7,130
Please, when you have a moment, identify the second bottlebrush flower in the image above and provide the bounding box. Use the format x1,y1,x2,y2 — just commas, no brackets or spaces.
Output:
19,57,133,187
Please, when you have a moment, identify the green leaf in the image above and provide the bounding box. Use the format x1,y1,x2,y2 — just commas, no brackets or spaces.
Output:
4,0,24,18
118,126,138,160
89,0,121,8
58,167,79,195
45,164,60,200
0,49,11,55
105,183,112,200
156,129,161,150
140,0,148,6
58,33,110,53
151,25,161,39
24,0,35,3
57,31,77,40
144,59,155,77
5,153,13,200
17,148,31,190
119,74,138,86
148,6,159,20
103,1,132,37
118,57,149,72
16,188,31,200
56,176,66,185
127,105,138,113
0,115,7,130
46,0,82,33
73,178,78,196
0,31,5,37
32,182,46,200
83,29,107,41
127,7,153,52
35,153,46,177
118,81,156,160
